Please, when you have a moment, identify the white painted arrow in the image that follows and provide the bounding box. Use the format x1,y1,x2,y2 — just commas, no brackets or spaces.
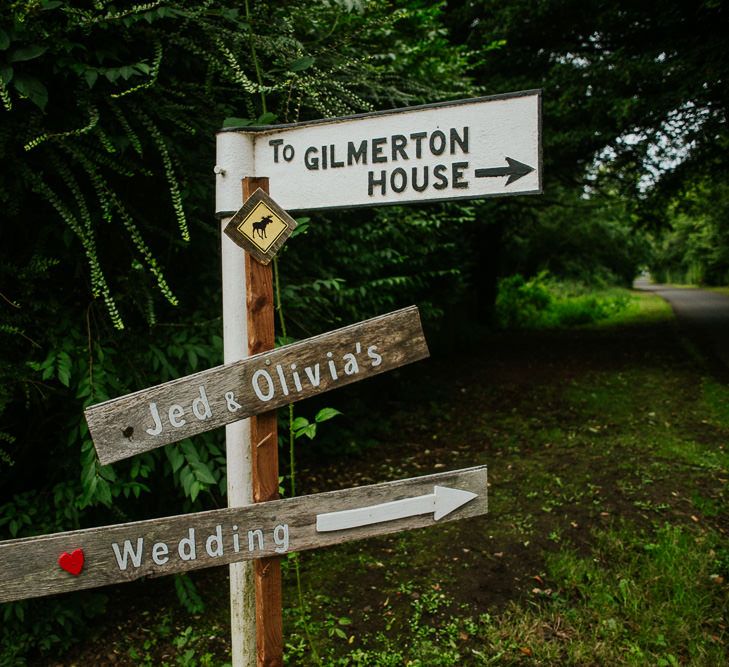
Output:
316,485,478,532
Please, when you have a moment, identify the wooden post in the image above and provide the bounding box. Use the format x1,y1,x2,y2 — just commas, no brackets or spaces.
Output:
243,177,283,667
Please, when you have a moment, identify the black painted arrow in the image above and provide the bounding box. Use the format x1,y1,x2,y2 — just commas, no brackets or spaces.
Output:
475,157,535,185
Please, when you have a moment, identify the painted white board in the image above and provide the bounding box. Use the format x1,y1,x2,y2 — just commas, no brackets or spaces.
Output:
315,485,478,532
215,90,541,213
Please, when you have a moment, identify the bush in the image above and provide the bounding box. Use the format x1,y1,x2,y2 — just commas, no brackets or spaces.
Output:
0,1,475,660
501,186,650,288
494,273,553,329
495,273,633,329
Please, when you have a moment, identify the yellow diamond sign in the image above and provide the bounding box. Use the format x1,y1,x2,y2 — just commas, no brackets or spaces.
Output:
237,201,288,253
224,189,297,264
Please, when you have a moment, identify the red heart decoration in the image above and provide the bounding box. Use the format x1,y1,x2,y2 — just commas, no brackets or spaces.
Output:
58,549,84,576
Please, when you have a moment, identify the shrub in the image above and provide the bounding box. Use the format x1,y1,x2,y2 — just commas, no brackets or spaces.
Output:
495,273,553,329
495,273,633,329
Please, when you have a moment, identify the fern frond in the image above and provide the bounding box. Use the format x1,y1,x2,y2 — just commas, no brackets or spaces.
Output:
24,104,100,152
0,78,12,112
213,37,269,95
95,127,117,154
134,107,189,242
32,176,123,329
106,189,180,307
108,102,143,156
111,41,163,99
48,149,94,234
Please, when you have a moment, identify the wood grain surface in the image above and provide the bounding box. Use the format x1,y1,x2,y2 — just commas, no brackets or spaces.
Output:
0,466,487,603
85,306,429,465
242,176,283,667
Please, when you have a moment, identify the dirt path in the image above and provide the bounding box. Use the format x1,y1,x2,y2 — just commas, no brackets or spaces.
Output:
635,277,729,374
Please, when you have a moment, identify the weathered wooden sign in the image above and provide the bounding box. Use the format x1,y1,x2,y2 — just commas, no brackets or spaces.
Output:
85,306,428,465
224,188,297,265
215,89,541,213
0,466,487,603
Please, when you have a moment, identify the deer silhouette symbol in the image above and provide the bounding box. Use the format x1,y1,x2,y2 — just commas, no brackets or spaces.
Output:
251,214,274,239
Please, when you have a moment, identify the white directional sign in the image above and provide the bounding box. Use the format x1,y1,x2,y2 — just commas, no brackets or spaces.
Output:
215,89,541,213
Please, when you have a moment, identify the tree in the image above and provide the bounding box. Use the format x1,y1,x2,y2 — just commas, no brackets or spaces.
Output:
436,0,728,293
0,1,473,659
446,0,729,198
651,179,729,285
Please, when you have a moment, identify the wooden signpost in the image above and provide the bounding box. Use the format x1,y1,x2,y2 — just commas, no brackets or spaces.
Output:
238,176,281,666
212,90,540,664
0,89,540,667
0,466,487,604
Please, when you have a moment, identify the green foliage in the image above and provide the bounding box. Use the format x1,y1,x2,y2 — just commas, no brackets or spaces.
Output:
0,591,107,665
291,407,342,442
501,187,650,288
651,179,729,286
447,0,727,300
495,273,552,329
495,273,633,329
1,0,472,329
0,1,474,660
277,202,474,334
451,0,729,202
174,574,205,615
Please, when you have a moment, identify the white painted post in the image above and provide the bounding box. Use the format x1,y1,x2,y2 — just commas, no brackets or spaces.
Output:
216,132,257,667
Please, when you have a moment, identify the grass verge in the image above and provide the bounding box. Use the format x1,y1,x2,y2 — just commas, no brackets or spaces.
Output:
304,522,727,666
